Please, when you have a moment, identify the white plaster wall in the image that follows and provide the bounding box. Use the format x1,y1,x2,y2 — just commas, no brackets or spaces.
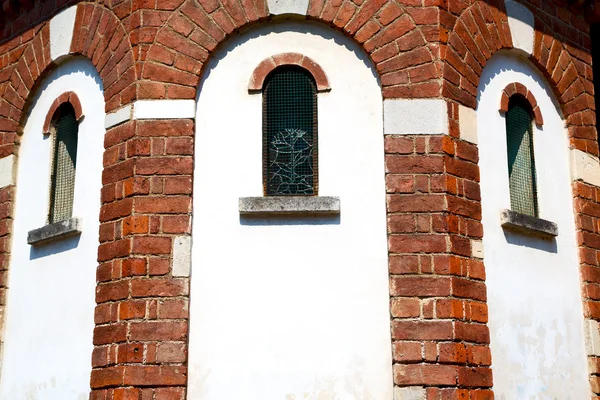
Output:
0,58,104,400
477,52,589,399
190,22,392,400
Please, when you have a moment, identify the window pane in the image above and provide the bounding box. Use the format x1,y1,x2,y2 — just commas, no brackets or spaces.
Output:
506,96,538,216
49,104,78,223
264,67,317,195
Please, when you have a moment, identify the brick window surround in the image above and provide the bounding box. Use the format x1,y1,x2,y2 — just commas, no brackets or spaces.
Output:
248,53,330,92
499,82,544,126
42,91,84,135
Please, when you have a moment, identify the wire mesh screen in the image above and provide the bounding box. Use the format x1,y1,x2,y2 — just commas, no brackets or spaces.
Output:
48,103,78,224
506,96,538,216
263,66,317,195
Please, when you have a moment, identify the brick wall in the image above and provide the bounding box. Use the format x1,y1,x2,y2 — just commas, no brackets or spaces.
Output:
386,130,492,398
91,118,193,399
0,0,595,399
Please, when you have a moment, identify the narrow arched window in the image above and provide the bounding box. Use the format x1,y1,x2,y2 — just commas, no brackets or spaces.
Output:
48,103,79,223
506,95,538,216
263,66,317,196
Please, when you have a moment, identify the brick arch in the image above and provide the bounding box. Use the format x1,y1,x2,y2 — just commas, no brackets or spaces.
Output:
442,0,513,109
0,2,135,141
443,0,594,153
42,91,84,134
68,3,137,113
499,82,544,126
530,25,596,154
248,53,330,92
142,0,441,100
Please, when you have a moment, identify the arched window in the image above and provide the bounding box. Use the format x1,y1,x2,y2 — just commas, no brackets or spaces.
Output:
263,66,317,196
506,95,537,216
48,102,79,223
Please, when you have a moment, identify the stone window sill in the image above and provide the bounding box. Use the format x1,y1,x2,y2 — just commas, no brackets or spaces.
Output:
239,196,340,216
500,209,558,239
27,217,82,246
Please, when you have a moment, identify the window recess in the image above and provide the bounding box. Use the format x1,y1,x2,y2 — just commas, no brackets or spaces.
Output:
499,86,557,238
28,100,82,245
242,55,339,216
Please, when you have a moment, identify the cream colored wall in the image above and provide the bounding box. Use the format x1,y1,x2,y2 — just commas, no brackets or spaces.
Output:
0,58,104,400
189,21,393,400
477,52,589,398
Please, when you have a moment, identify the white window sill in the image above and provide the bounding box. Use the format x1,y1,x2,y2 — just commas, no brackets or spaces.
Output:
27,217,82,245
500,209,557,239
239,196,340,216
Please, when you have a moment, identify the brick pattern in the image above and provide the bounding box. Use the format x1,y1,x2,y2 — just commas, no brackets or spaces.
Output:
441,0,513,109
42,91,84,133
499,82,544,125
140,0,442,99
70,3,137,112
0,185,14,363
91,119,193,399
573,182,600,395
248,53,330,92
0,0,79,40
386,123,493,398
442,0,596,155
531,13,596,156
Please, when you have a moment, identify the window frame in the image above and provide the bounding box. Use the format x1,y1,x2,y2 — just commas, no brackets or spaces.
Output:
262,65,319,196
47,102,79,224
505,93,538,217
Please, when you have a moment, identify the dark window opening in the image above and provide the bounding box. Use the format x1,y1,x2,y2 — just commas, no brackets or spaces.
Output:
263,66,317,196
48,103,78,224
506,95,538,217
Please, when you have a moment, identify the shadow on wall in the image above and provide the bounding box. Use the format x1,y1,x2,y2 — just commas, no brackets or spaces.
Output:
29,235,80,259
200,19,381,98
503,230,557,253
26,56,103,122
476,51,562,119
239,214,341,226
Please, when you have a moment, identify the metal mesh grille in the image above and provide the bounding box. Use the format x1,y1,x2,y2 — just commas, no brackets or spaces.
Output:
506,96,538,216
49,103,78,223
263,66,317,196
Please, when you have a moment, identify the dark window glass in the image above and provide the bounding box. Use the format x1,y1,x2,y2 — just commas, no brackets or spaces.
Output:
506,95,538,216
263,66,317,195
48,103,78,223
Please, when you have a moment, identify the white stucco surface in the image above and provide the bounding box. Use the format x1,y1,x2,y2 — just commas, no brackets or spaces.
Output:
133,99,195,120
383,99,448,135
50,5,77,61
459,104,478,144
0,58,104,400
570,148,600,187
0,155,15,188
477,52,589,399
505,0,534,55
189,22,392,400
105,104,132,129
268,0,309,15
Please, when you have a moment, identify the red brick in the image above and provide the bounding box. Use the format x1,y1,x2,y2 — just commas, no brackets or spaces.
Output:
391,276,451,297
392,341,422,362
90,366,125,389
389,234,447,253
392,320,453,340
132,236,172,255
156,342,187,363
129,321,188,341
394,363,458,386
131,278,188,297
390,297,420,318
